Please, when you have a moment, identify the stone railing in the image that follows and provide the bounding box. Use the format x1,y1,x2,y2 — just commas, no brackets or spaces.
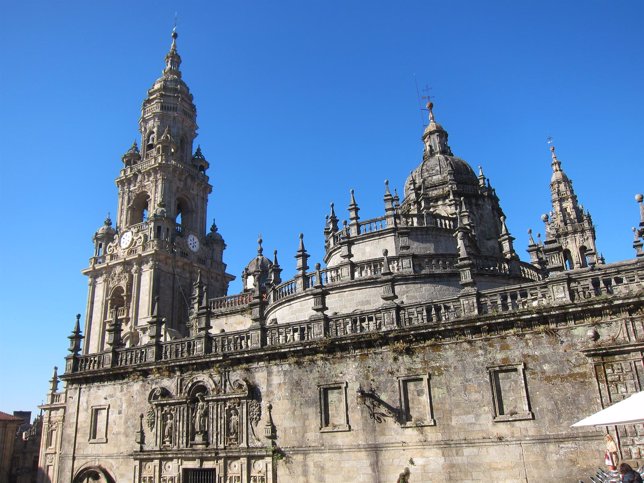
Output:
116,346,147,367
212,330,253,353
273,280,297,302
399,213,456,229
162,339,196,361
210,293,253,311
67,260,644,375
358,216,388,234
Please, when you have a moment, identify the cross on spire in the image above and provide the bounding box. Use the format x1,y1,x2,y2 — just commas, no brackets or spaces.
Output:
421,85,435,122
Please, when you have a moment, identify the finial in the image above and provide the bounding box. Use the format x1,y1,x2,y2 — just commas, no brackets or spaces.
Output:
193,145,205,160
349,189,357,206
384,179,391,195
257,234,263,256
528,228,536,245
273,249,279,265
547,137,562,172
104,213,112,226
330,202,336,217
426,101,435,123
478,165,484,177
636,193,644,225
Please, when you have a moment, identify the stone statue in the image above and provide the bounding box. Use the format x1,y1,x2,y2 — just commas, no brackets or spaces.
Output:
193,393,207,434
162,409,174,445
225,403,240,445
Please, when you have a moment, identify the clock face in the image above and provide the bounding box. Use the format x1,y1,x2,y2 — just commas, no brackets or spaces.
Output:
187,233,200,252
120,231,133,249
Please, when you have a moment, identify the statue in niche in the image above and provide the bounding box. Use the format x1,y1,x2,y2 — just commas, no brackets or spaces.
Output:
193,393,208,436
162,409,174,445
226,403,239,445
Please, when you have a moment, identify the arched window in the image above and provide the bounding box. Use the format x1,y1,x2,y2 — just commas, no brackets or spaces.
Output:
176,197,191,231
129,192,150,225
579,246,589,268
109,287,125,312
563,250,573,270
146,132,155,153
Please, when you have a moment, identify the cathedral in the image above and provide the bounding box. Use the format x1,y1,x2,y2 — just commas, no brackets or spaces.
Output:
38,30,644,483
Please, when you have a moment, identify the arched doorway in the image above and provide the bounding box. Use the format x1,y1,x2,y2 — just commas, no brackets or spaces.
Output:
73,467,115,483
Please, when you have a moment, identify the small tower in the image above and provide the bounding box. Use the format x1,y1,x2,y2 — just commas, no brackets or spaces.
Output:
540,143,599,271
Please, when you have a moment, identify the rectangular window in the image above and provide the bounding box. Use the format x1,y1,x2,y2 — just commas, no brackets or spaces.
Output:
398,375,436,427
488,363,533,422
319,382,350,432
89,405,109,443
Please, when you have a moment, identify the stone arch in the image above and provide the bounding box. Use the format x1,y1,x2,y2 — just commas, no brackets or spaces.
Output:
122,329,140,347
175,194,193,231
145,131,156,153
128,191,150,225
73,466,115,483
148,386,172,402
184,376,216,398
563,249,573,270
108,286,126,311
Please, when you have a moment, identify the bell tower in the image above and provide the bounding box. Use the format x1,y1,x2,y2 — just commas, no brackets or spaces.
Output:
82,30,234,353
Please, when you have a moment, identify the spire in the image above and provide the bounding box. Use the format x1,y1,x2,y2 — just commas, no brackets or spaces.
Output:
498,215,518,260
328,203,339,233
295,233,309,273
269,249,282,285
67,314,83,355
164,27,182,77
542,141,599,270
384,180,396,227
257,234,264,256
348,189,360,236
478,165,486,188
49,366,59,395
633,194,644,257
550,144,562,173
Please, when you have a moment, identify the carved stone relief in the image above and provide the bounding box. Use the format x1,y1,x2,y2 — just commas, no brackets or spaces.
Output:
144,371,263,451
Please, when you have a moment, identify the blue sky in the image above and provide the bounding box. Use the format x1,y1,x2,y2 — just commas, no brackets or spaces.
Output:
1,1,642,416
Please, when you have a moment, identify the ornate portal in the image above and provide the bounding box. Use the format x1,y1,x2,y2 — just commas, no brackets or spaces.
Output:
135,371,273,483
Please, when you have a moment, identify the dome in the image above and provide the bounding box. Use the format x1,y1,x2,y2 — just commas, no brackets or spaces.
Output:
245,253,273,274
242,237,273,290
404,154,479,199
95,216,116,239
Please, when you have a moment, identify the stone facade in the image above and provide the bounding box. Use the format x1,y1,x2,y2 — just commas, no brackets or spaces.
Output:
38,31,644,483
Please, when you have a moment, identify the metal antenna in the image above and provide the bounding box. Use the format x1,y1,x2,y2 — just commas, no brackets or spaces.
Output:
421,84,434,104
413,75,425,129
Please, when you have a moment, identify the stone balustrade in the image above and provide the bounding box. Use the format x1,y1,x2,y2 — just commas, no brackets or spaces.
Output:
66,259,644,376
209,292,253,311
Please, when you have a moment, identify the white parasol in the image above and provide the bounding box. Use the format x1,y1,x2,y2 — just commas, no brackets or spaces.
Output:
572,391,644,427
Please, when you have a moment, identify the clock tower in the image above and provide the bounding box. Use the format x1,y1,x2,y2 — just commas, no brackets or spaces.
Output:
82,30,234,353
